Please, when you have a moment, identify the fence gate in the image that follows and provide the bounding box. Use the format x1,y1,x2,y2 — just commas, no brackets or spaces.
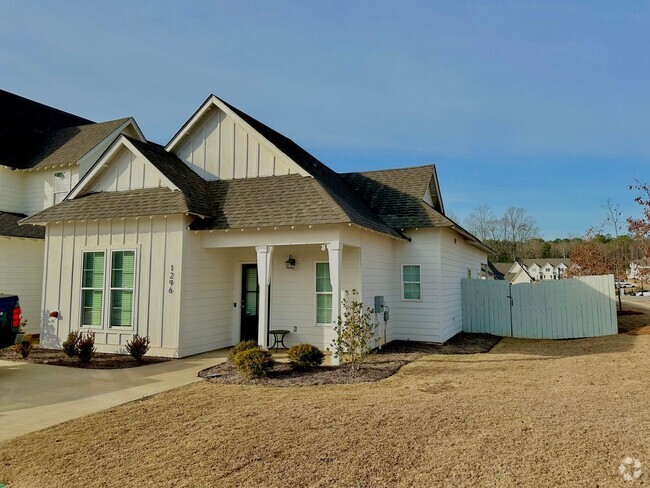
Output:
461,275,618,339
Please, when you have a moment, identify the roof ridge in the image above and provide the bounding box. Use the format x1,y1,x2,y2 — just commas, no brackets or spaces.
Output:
343,164,436,175
213,95,401,238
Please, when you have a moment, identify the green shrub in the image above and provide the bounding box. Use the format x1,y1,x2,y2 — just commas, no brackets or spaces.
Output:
288,343,324,370
228,340,259,362
76,331,96,363
13,334,33,359
62,330,80,358
233,348,274,378
330,289,378,373
125,334,150,361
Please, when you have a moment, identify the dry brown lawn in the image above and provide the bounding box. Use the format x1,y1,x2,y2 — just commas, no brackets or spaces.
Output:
1,333,649,487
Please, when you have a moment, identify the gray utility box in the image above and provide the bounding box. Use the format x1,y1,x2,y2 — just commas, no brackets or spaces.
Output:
374,295,384,313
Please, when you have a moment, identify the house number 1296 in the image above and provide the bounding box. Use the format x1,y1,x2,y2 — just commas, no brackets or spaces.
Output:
168,265,175,294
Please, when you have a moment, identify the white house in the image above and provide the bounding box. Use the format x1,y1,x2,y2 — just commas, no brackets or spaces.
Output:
628,258,650,281
0,89,143,333
22,94,490,358
495,259,572,284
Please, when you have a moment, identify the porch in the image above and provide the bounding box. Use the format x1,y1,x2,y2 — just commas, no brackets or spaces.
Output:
179,225,365,358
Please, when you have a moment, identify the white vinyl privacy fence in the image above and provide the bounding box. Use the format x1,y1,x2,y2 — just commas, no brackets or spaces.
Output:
462,275,618,339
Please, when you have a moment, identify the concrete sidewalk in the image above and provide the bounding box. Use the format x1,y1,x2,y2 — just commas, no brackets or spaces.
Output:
0,348,229,442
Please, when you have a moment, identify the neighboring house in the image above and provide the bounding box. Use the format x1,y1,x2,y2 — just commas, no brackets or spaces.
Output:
628,259,650,281
486,261,509,281
494,259,573,284
22,94,490,358
0,89,144,332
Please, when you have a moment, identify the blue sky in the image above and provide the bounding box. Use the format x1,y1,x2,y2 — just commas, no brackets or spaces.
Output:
1,1,648,238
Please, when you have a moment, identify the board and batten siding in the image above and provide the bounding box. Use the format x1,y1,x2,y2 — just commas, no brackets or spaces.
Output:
41,216,184,357
0,167,25,213
439,227,485,341
88,145,169,192
0,237,44,334
173,108,309,180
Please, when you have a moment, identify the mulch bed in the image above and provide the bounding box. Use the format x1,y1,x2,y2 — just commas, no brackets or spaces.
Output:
380,332,501,355
199,332,500,387
0,346,170,369
617,310,644,316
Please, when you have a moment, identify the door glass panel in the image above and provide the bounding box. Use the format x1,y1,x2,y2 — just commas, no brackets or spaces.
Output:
244,266,258,316
246,268,258,292
245,291,257,315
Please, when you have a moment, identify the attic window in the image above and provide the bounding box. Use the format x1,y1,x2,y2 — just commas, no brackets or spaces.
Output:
53,170,71,205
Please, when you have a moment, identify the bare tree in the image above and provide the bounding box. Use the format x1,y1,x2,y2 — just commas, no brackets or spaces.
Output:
502,207,540,261
464,205,498,242
603,198,624,310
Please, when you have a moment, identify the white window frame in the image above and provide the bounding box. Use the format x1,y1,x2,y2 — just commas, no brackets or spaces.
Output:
109,249,137,329
80,250,107,329
53,170,71,205
79,247,138,330
315,261,333,325
401,264,422,301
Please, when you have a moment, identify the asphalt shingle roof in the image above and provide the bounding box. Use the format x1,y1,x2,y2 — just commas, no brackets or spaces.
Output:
121,137,212,217
190,174,352,230
0,212,45,238
25,118,130,170
21,95,487,249
217,96,401,238
0,89,92,169
21,187,191,223
342,165,452,229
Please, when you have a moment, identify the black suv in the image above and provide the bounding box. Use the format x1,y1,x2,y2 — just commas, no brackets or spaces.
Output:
0,294,21,348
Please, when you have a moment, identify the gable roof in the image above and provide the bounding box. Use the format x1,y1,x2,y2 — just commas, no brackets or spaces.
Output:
125,137,212,217
489,262,511,279
519,258,573,268
23,118,134,171
0,211,45,239
23,94,489,249
0,89,93,169
341,165,451,229
166,95,404,238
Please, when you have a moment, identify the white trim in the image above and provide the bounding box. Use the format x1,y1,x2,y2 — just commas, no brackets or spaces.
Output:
53,169,71,205
430,166,445,215
78,246,139,330
314,260,333,326
67,135,179,201
164,95,312,179
401,264,422,301
80,250,107,329
108,249,137,330
234,260,258,343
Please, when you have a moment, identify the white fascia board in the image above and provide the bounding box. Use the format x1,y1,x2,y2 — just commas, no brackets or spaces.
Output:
165,95,216,152
431,165,445,215
66,135,178,201
165,95,313,178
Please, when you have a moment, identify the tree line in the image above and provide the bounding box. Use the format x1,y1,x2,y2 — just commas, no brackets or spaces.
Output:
462,203,646,268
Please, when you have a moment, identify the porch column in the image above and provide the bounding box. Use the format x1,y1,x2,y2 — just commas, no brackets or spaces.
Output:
327,241,343,365
255,245,273,349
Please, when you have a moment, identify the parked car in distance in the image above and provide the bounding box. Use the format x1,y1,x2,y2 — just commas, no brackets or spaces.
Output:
635,290,650,297
615,281,634,288
0,294,21,348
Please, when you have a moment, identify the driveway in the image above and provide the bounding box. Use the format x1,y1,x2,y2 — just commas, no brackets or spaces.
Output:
0,349,229,441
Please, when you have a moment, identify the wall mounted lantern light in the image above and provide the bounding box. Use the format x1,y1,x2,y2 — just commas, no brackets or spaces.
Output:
285,255,296,269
